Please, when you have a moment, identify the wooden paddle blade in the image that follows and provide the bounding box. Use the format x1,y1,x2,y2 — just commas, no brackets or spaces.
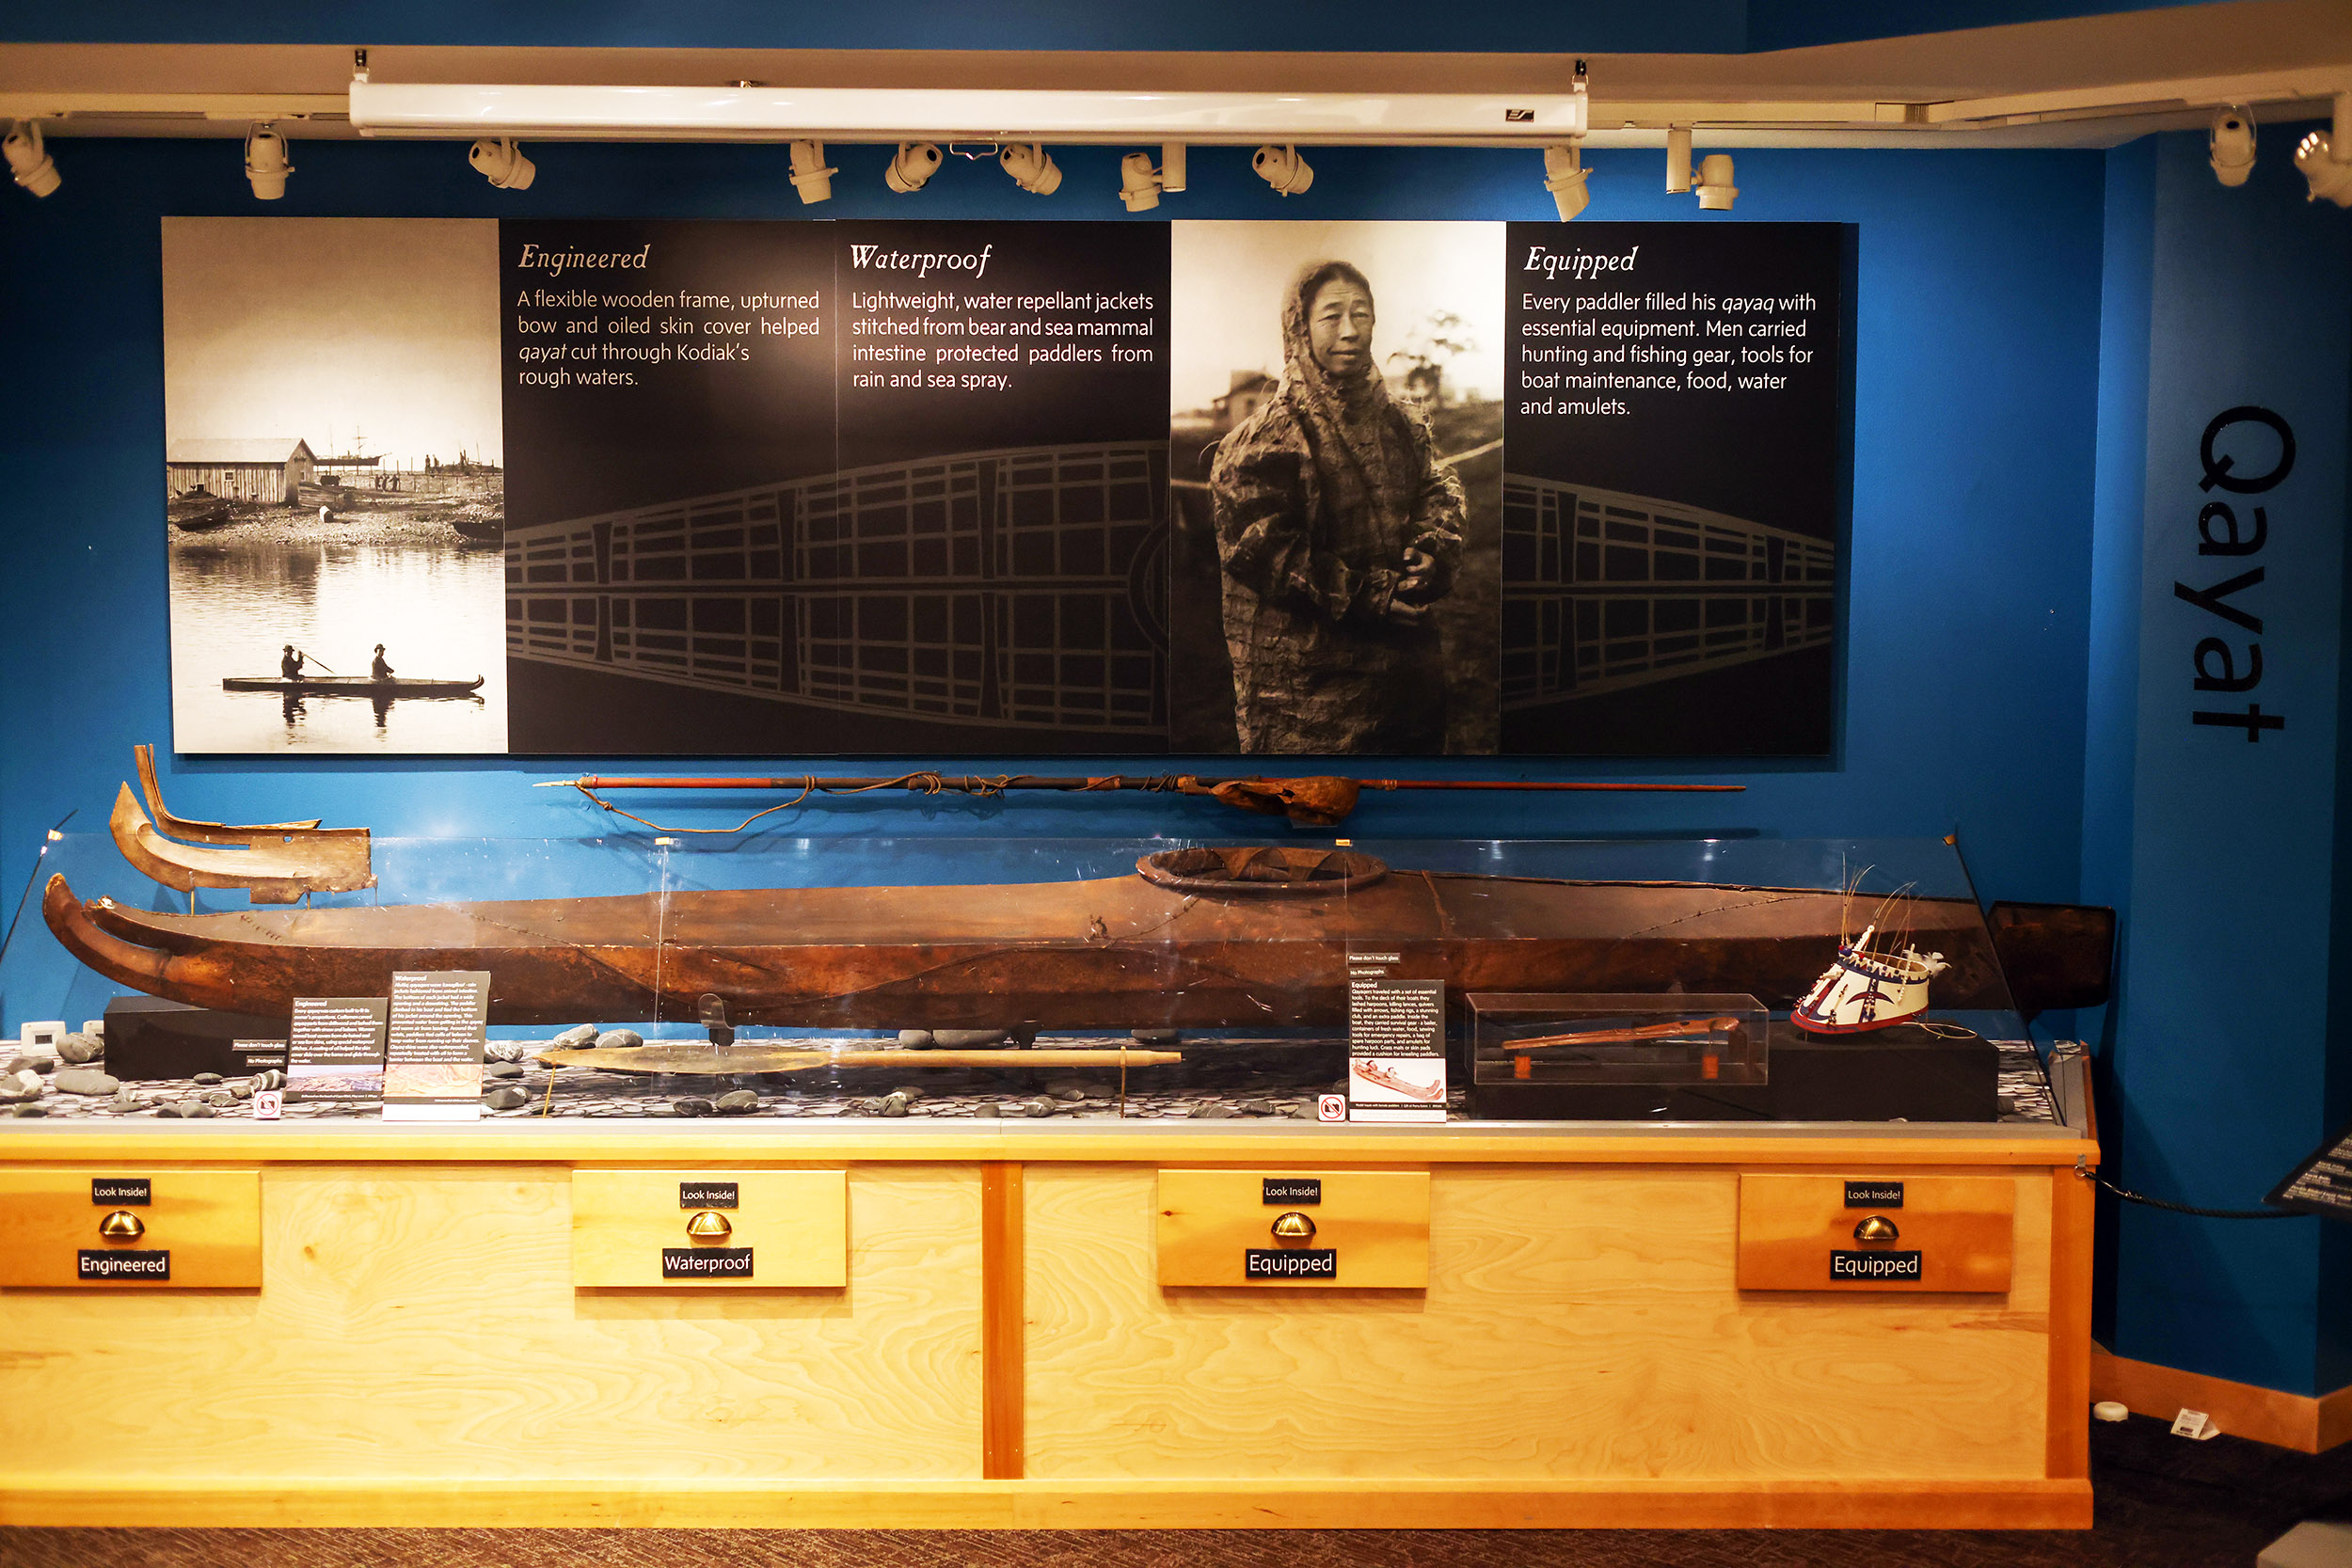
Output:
1208,776,1361,827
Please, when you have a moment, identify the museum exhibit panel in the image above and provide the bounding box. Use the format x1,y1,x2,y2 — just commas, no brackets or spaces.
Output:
1,0,2349,1544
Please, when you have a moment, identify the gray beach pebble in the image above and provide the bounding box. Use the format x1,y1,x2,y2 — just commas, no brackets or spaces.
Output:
54,1069,119,1096
595,1029,644,1051
715,1088,759,1113
184,1103,217,1119
484,1086,530,1111
58,1032,105,1065
552,1024,597,1050
932,1028,1009,1049
192,1072,224,1086
674,1097,713,1117
485,1062,524,1080
0,1069,43,1102
897,1029,935,1049
1132,1027,1180,1045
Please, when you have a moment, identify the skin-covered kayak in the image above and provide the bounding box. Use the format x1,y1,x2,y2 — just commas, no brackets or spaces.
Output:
42,846,2018,1028
221,675,485,697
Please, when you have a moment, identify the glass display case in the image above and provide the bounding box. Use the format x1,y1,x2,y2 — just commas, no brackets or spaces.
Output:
0,829,2066,1129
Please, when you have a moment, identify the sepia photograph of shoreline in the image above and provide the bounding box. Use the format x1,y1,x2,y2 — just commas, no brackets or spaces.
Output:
162,217,508,753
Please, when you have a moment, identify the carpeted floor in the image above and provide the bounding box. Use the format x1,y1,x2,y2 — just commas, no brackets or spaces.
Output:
5,1416,2348,1568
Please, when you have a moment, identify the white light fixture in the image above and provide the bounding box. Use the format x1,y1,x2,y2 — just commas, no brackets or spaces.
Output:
999,142,1061,195
1118,142,1186,210
1667,126,1736,211
468,135,536,190
788,138,835,203
1119,151,1162,212
2295,92,2352,208
4,119,59,198
1542,143,1588,220
2209,105,2256,187
1253,143,1312,197
245,123,294,200
347,81,1588,145
884,140,942,193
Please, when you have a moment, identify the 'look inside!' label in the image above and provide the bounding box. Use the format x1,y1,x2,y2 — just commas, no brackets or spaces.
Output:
1245,1248,1336,1279
1829,1249,1922,1281
679,1181,739,1209
90,1179,151,1206
661,1247,755,1278
1263,1178,1322,1205
1844,1180,1904,1208
79,1250,169,1280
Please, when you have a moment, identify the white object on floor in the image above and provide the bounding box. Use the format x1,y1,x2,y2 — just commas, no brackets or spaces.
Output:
2259,1519,2352,1568
2092,1401,2129,1422
2170,1407,2221,1440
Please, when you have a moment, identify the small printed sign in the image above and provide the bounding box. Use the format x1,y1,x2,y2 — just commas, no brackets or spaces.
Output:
1829,1249,1922,1281
679,1181,739,1209
1317,1094,1346,1122
1245,1248,1337,1279
1262,1178,1322,1206
251,1089,283,1120
1845,1180,1905,1208
79,1249,170,1280
660,1247,755,1279
90,1178,151,1206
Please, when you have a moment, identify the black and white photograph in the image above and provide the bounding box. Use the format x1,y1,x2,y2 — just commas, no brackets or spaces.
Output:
163,217,507,754
1168,220,1505,754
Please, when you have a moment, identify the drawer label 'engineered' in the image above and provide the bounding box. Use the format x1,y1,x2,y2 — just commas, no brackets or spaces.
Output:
78,1249,169,1280
1844,1180,1904,1208
1829,1249,1921,1281
660,1247,755,1278
90,1178,151,1206
1245,1248,1337,1279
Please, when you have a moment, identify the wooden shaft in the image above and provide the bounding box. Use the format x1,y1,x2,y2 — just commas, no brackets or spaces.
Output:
1502,1017,1745,1052
550,774,1740,794
772,1048,1184,1071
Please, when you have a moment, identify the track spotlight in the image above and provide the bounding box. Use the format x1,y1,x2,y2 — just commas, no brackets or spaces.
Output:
4,119,59,198
1542,143,1588,220
467,136,536,191
788,139,835,203
1666,128,1735,212
999,142,1061,195
1120,151,1163,212
2296,93,2352,208
2209,106,2256,187
884,141,942,194
245,123,294,200
1253,143,1312,197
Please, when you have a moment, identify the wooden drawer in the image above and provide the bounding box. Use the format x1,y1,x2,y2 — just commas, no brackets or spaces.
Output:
0,1168,262,1289
569,1169,847,1288
1156,1169,1429,1288
1738,1173,2015,1292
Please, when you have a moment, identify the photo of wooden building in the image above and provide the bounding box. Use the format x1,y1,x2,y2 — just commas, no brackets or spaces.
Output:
1500,476,1836,708
505,442,1170,736
163,436,316,504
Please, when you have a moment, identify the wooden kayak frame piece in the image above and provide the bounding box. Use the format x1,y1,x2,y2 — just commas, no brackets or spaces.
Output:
110,749,374,905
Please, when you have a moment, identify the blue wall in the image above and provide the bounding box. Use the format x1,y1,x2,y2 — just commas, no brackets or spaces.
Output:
2089,125,2352,1401
0,137,2106,912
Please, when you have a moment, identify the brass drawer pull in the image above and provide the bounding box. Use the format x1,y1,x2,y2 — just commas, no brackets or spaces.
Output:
98,1210,146,1243
684,1210,733,1243
1270,1212,1318,1246
1851,1214,1899,1243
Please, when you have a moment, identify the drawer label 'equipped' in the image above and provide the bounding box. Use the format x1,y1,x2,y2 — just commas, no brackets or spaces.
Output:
1829,1249,1922,1281
1245,1248,1337,1279
1262,1178,1322,1205
1843,1180,1904,1208
678,1182,739,1209
78,1249,170,1280
660,1247,755,1278
90,1178,151,1206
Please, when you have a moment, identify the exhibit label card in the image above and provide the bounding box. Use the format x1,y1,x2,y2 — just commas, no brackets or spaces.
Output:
1346,949,1447,1123
381,971,492,1123
284,996,389,1106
